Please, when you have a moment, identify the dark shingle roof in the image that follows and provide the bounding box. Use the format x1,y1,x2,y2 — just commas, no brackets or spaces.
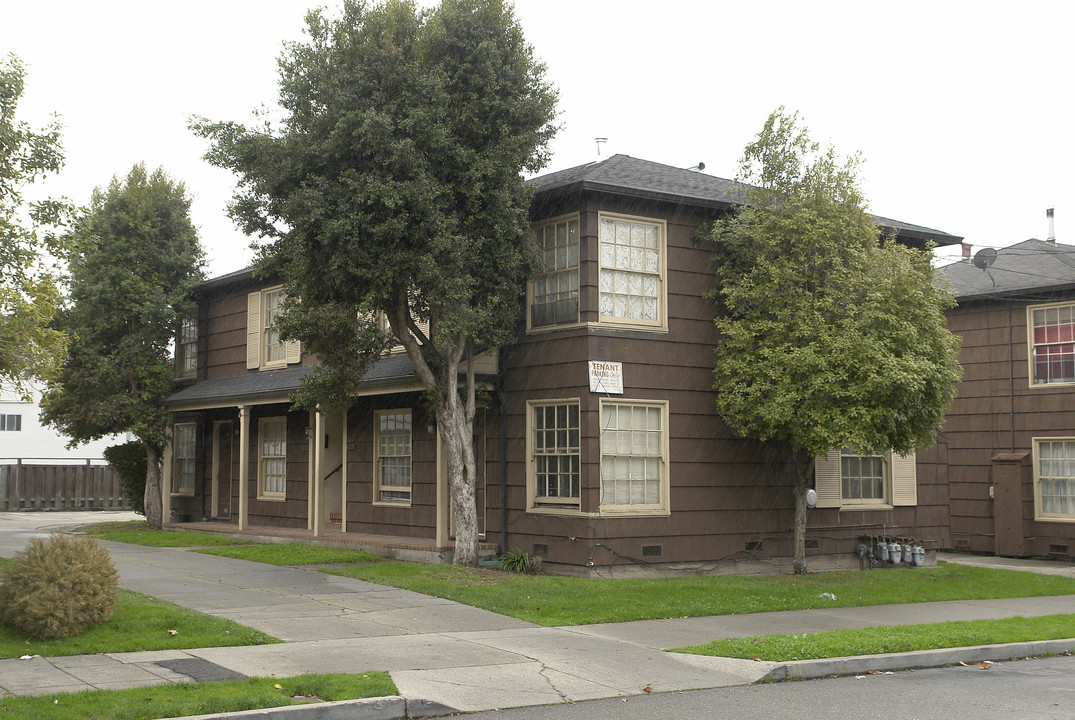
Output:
166,354,424,409
940,239,1075,301
530,154,748,208
529,154,962,246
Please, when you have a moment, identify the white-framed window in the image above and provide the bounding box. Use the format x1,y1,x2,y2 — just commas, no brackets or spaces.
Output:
258,416,287,499
1033,438,1075,522
374,409,412,505
377,310,430,353
598,214,665,328
247,286,301,370
263,288,285,364
530,215,579,329
176,316,197,378
599,399,669,514
0,414,21,431
814,448,917,509
172,422,196,495
1029,302,1075,385
527,400,581,512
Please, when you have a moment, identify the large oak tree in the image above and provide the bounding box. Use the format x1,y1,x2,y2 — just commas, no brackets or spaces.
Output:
704,109,962,573
41,165,204,529
192,0,558,565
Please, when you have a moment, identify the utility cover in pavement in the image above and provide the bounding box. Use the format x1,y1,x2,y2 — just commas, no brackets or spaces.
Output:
155,658,248,682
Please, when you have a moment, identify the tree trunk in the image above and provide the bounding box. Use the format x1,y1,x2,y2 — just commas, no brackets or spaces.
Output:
442,403,479,566
791,447,812,574
144,443,163,530
792,472,808,574
438,339,480,567
391,305,481,567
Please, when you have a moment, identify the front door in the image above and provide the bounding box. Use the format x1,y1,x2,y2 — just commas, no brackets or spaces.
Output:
213,421,233,519
321,410,345,531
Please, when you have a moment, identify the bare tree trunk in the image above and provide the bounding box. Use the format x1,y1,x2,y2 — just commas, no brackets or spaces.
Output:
791,449,811,574
438,339,480,567
144,443,163,530
391,304,481,567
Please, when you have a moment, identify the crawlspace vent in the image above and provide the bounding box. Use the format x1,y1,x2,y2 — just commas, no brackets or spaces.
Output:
642,545,662,557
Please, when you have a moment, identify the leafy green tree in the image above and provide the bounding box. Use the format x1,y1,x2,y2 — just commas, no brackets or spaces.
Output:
0,54,73,398
193,0,557,565
704,109,962,573
41,165,204,529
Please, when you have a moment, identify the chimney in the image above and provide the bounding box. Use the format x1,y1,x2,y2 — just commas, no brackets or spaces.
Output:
961,242,972,259
1047,207,1056,243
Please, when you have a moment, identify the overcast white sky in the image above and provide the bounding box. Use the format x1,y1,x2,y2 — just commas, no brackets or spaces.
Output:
4,1,1072,276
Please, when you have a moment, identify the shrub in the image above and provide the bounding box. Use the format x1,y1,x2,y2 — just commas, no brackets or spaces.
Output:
0,533,120,639
104,440,147,515
498,547,543,574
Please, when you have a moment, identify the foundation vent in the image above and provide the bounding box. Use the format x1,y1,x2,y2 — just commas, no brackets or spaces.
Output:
1048,544,1069,555
532,543,548,556
804,539,820,550
642,545,662,557
745,541,763,552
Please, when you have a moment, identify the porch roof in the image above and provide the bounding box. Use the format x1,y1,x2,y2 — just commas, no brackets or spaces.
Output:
166,354,424,410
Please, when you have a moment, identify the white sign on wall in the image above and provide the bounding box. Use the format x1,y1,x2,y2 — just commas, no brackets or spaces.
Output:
588,361,623,394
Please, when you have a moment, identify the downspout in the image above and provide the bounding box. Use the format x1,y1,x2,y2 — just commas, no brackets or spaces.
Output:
1008,302,1015,450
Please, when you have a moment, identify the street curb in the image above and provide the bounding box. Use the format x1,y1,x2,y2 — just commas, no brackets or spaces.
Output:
764,638,1075,681
176,696,458,720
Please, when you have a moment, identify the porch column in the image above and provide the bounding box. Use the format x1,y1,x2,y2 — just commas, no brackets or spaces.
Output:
310,410,323,535
435,426,449,548
238,404,250,531
161,428,173,524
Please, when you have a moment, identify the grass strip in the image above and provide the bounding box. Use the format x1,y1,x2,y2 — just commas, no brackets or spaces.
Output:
78,521,247,547
320,561,1075,627
0,588,280,659
0,672,396,720
195,544,385,565
671,613,1075,661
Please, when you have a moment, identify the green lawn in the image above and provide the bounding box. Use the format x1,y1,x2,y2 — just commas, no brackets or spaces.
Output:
0,672,396,720
0,587,280,659
673,613,1075,661
320,560,1075,627
195,544,384,565
79,521,248,547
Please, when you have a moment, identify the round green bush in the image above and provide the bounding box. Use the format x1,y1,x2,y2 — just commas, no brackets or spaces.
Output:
0,533,120,639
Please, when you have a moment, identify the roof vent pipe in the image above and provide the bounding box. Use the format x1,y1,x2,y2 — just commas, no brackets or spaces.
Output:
1047,207,1056,244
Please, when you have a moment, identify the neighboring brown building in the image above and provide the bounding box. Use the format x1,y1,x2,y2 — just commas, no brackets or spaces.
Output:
927,238,1075,560
164,155,962,573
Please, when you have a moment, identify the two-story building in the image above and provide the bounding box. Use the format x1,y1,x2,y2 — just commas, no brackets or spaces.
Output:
164,154,962,573
924,238,1075,561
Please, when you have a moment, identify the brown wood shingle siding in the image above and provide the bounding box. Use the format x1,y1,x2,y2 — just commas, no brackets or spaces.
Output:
941,295,1075,557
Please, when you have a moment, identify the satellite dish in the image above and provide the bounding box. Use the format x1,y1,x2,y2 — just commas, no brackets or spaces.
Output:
972,247,998,269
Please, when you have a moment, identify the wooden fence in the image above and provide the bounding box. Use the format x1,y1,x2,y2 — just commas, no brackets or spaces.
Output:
0,461,129,511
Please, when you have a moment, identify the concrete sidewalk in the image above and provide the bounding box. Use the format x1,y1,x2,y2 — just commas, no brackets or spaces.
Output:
1,512,1073,718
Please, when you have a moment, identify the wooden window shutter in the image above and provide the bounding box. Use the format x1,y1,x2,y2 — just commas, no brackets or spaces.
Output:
247,292,261,369
814,449,843,508
890,452,918,506
284,338,301,364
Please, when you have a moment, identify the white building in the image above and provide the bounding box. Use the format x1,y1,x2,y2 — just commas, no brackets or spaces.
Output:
0,387,124,465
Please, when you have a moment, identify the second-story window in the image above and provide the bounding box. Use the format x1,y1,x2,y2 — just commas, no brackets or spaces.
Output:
247,286,301,370
1030,302,1075,385
176,316,197,378
531,216,579,328
599,214,664,327
263,288,286,365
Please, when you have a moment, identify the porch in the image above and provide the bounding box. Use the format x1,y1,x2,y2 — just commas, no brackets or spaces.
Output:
164,519,499,564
